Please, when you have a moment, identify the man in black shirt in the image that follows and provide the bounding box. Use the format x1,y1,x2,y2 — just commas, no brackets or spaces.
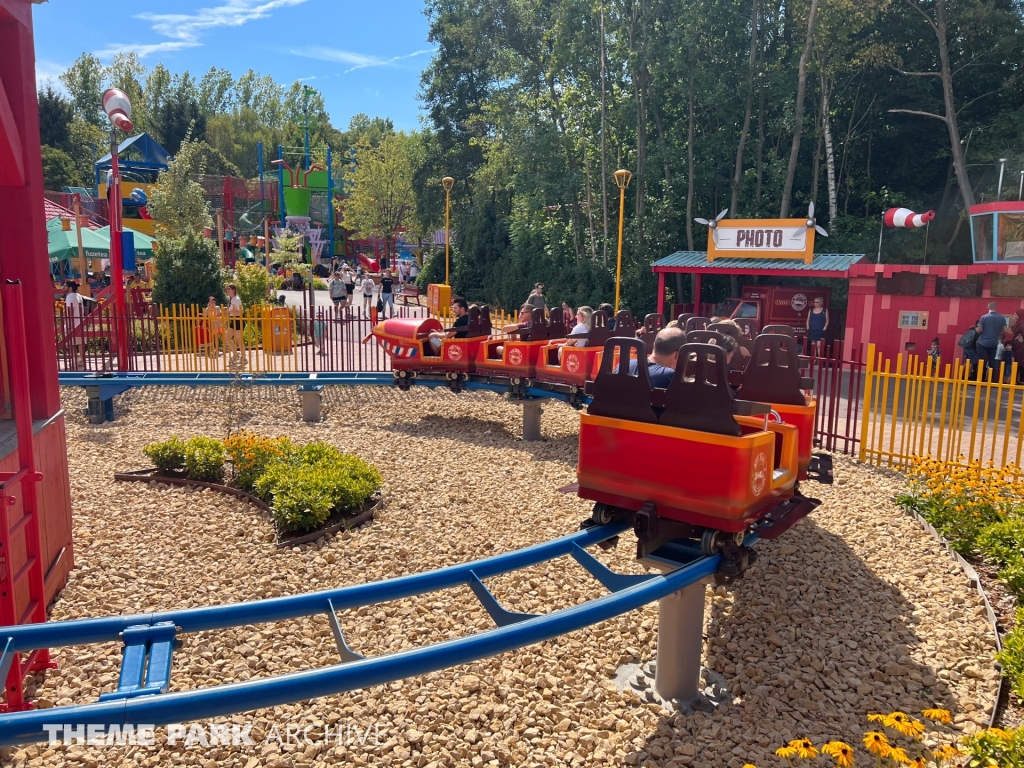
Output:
428,296,470,354
380,269,396,318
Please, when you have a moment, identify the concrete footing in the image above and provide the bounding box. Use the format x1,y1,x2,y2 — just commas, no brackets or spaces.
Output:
521,400,542,441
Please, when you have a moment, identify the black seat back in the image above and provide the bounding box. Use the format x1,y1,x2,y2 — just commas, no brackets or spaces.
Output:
738,333,806,405
686,329,727,347
478,305,493,336
660,343,741,436
640,313,664,347
761,324,795,337
614,310,638,338
466,305,484,337
685,316,710,333
587,310,614,348
587,338,657,423
519,307,549,342
548,307,567,339
675,313,694,329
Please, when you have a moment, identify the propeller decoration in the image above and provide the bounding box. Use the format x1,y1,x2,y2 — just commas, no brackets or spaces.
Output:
794,201,829,239
694,208,729,244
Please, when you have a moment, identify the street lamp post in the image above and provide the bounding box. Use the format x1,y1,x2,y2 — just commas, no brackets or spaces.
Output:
613,169,632,313
101,89,134,371
441,177,455,285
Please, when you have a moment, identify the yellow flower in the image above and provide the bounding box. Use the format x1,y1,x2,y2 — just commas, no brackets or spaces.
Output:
867,713,887,723
742,764,757,768
922,708,952,724
822,741,855,767
888,746,911,764
931,744,962,761
791,738,818,759
776,745,798,759
884,712,926,739
864,732,890,756
908,759,926,768
985,727,1013,740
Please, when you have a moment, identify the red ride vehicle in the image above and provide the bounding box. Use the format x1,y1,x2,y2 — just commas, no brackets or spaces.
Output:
475,307,568,378
371,305,492,373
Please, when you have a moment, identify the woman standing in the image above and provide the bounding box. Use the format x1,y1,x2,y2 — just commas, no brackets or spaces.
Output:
360,274,375,315
805,297,829,356
225,283,245,369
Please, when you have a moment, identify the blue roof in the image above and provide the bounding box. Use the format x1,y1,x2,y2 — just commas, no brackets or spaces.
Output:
651,251,865,273
95,133,171,169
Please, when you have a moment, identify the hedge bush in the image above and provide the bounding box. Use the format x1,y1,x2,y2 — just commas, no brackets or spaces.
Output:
143,437,186,473
183,436,225,483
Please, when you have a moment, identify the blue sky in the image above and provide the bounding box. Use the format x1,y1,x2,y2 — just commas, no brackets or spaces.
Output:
32,0,434,131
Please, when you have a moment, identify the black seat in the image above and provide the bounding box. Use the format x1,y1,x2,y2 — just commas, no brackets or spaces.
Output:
761,324,795,337
684,316,710,333
467,305,489,337
478,305,493,336
586,310,614,348
709,321,750,372
519,307,549,342
640,313,664,347
660,343,741,436
587,338,657,424
686,329,727,347
675,313,694,329
548,307,567,339
614,310,637,338
738,334,808,406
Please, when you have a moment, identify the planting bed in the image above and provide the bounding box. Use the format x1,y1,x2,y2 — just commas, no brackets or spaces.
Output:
3,386,1002,767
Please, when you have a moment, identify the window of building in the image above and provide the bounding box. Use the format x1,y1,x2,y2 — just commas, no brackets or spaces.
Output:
935,275,982,297
991,273,1024,297
876,273,925,295
999,213,1024,260
972,214,994,261
737,301,759,318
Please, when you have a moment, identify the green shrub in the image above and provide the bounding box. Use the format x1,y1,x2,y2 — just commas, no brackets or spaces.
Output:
236,263,271,308
184,436,225,483
977,518,1024,565
961,701,1024,765
143,437,186,473
998,610,1024,703
254,443,382,532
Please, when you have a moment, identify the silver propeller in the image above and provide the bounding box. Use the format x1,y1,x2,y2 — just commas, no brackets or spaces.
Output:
694,209,729,244
792,202,829,238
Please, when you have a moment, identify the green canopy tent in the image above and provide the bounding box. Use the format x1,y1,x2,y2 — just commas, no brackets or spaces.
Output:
46,219,110,264
94,225,156,260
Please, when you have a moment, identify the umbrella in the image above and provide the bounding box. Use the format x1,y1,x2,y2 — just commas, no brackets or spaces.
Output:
46,219,110,264
94,225,156,260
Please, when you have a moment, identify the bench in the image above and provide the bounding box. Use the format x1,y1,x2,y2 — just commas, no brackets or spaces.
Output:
398,285,421,306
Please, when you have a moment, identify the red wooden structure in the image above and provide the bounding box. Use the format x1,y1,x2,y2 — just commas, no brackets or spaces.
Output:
0,0,76,710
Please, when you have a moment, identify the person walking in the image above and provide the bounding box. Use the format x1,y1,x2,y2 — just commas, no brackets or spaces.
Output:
64,280,86,358
958,322,982,378
409,261,419,282
526,283,547,315
360,273,375,315
329,272,348,314
976,301,1007,372
805,296,829,356
341,265,355,310
225,283,245,369
380,269,396,318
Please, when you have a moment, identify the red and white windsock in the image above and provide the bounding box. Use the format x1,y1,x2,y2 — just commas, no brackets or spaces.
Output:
884,207,935,228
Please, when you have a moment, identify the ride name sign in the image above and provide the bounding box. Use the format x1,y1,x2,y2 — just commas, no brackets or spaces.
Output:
707,218,816,264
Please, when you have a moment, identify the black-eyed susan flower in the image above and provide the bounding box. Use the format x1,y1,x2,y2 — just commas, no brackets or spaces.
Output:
884,711,925,739
863,731,890,756
821,741,855,767
888,746,911,764
908,759,926,768
922,708,952,724
931,744,962,762
866,713,886,724
793,738,817,759
775,744,798,759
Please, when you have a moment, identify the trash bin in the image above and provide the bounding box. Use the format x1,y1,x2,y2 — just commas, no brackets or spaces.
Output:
262,308,293,354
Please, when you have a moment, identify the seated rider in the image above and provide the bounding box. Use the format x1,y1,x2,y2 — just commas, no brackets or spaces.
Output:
617,326,687,387
427,296,470,353
501,303,534,335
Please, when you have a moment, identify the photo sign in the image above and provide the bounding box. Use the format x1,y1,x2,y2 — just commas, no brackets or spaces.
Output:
707,218,816,264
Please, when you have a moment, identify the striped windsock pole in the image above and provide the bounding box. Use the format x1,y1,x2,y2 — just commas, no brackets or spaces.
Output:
883,207,936,228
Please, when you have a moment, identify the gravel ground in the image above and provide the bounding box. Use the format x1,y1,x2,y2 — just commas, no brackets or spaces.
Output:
5,385,1001,768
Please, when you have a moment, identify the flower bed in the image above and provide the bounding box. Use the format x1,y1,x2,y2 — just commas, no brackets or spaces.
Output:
138,431,383,539
897,458,1024,706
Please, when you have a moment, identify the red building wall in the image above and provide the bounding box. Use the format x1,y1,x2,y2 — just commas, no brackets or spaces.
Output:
0,0,75,601
844,263,1024,365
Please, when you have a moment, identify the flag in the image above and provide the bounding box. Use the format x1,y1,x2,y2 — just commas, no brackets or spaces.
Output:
884,208,935,228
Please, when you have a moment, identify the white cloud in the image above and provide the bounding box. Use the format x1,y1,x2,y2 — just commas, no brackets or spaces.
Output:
290,46,435,73
98,0,308,59
35,59,66,88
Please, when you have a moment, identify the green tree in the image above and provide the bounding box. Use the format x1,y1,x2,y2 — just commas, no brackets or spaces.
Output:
60,53,104,126
150,235,226,308
38,86,74,150
67,118,105,189
148,132,211,237
235,263,270,308
339,132,423,268
105,53,149,134
41,145,81,189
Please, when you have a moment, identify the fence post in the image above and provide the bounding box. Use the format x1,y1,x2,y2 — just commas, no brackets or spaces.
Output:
857,343,876,463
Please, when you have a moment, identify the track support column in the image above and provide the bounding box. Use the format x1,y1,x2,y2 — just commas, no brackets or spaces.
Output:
522,400,542,441
653,579,707,703
298,383,323,422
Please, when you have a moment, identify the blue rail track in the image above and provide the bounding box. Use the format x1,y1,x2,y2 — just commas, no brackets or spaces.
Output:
0,523,739,746
58,371,593,406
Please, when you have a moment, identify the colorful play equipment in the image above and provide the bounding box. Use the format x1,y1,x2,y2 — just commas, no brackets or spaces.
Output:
94,133,170,238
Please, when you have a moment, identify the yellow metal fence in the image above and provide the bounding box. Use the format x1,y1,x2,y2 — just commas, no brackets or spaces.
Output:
858,342,1024,469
